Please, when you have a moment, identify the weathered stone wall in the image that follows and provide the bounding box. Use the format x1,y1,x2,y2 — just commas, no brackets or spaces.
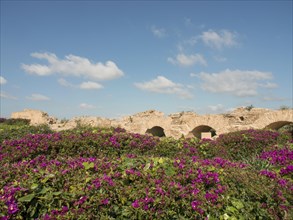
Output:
11,109,57,125
10,108,293,139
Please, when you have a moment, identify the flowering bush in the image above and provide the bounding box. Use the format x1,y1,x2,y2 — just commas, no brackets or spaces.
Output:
0,123,53,144
205,129,291,161
0,126,292,219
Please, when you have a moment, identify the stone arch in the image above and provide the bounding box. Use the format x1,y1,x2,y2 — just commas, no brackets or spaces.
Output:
264,121,292,130
146,126,166,137
188,125,217,139
253,110,293,130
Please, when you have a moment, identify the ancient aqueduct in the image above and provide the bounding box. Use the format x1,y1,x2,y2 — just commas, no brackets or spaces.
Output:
11,108,293,139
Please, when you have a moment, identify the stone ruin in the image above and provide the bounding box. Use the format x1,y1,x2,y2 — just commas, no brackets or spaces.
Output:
10,108,293,139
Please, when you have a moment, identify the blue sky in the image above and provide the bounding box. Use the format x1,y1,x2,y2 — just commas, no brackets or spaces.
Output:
1,0,292,119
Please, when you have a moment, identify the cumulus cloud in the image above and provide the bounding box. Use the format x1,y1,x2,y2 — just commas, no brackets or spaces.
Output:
57,78,74,87
0,91,17,100
58,78,103,90
200,29,237,49
26,93,50,101
79,81,104,90
261,95,287,101
208,104,225,112
259,82,278,89
134,76,193,99
151,26,167,38
22,52,124,81
79,103,95,109
214,56,227,62
196,69,277,97
167,53,207,67
0,76,7,85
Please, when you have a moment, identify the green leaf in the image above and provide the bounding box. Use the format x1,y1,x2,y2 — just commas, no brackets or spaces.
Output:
82,162,95,170
85,177,91,183
225,206,238,215
47,174,55,178
41,177,49,183
41,173,55,183
31,183,39,190
158,157,164,164
165,165,176,176
39,187,50,194
144,163,150,171
52,191,62,196
207,166,215,172
231,199,244,210
18,193,35,202
121,207,132,217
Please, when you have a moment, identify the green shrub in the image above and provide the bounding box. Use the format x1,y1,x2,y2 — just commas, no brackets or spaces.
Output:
210,129,284,161
1,118,31,126
0,124,53,144
0,127,292,219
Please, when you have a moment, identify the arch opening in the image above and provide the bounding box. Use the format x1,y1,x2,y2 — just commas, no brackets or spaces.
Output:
146,126,166,137
188,125,217,139
265,121,293,138
265,121,293,130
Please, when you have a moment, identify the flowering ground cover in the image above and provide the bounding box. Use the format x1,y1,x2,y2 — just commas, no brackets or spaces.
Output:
0,125,292,219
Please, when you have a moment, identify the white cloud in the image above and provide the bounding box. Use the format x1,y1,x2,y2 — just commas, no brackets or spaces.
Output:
214,56,227,62
167,53,207,67
151,26,167,38
22,52,124,81
200,29,237,49
26,93,50,101
58,78,74,87
134,76,193,99
0,91,17,100
58,78,103,90
79,81,103,90
259,82,278,89
207,104,226,113
262,95,286,101
0,76,7,85
79,103,95,109
197,69,276,97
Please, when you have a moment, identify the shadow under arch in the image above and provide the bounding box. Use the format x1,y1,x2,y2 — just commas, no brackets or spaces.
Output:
264,121,293,130
146,126,166,137
187,125,217,139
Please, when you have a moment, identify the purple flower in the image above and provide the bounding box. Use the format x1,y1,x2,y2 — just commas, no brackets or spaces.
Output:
278,179,288,187
155,187,165,195
7,201,19,214
132,200,140,208
42,214,51,220
191,200,204,214
61,206,69,214
215,184,226,194
61,169,69,175
74,196,88,206
205,192,218,203
126,169,135,175
51,209,59,215
260,170,277,179
92,178,101,189
280,165,293,176
191,188,200,196
101,198,109,205
103,174,114,186
191,200,201,210
127,154,136,158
